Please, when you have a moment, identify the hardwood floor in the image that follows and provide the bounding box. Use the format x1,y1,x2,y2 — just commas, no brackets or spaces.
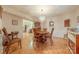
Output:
2,33,72,54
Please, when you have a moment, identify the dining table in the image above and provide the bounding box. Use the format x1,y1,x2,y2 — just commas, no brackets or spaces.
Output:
11,31,19,40
35,29,50,43
33,28,52,49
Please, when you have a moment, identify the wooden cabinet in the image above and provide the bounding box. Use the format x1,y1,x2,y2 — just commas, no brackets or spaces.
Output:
76,35,79,54
68,31,76,53
68,30,79,54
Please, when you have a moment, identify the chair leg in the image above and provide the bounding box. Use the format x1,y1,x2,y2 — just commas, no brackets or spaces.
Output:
6,47,9,54
3,46,9,54
5,47,9,54
3,47,5,54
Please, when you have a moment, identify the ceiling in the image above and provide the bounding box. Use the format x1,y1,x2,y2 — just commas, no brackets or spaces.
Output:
2,5,79,21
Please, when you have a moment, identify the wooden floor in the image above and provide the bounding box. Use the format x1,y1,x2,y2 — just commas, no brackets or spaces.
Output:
2,33,72,54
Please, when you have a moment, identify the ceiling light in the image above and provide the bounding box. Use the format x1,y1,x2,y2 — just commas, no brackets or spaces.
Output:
39,15,46,22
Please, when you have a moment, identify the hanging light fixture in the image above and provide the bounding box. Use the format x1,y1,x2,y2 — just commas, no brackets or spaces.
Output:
39,15,46,22
39,9,46,22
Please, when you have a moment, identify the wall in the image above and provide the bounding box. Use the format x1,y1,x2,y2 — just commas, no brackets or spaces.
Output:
43,16,65,38
2,12,23,39
43,9,79,38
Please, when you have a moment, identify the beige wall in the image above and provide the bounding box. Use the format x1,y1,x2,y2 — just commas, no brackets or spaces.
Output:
2,12,23,39
43,8,79,38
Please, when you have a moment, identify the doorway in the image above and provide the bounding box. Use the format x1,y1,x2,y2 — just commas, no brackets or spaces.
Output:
23,19,34,49
23,19,34,33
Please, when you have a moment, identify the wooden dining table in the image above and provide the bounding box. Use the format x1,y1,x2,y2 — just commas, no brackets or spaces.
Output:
33,28,52,49
10,32,19,40
35,29,50,43
37,29,49,34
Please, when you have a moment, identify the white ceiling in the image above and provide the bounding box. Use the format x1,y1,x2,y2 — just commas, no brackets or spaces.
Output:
2,5,79,20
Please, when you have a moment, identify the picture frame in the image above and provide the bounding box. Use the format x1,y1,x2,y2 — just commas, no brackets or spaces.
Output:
12,19,18,25
64,19,70,27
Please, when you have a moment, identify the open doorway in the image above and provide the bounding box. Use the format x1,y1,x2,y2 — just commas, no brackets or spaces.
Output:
23,19,34,49
23,19,34,33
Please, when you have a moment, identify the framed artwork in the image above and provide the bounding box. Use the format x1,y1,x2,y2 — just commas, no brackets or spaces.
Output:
12,19,18,25
49,21,54,27
64,19,70,27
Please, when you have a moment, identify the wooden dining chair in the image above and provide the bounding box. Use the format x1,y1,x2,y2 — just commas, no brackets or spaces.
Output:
2,27,22,54
51,28,54,38
50,28,54,45
45,28,54,46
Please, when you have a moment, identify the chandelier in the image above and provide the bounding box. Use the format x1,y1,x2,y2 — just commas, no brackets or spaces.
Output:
39,9,46,22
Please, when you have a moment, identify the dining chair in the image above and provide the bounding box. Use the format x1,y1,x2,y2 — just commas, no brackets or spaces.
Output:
2,27,22,54
51,28,54,38
50,28,54,45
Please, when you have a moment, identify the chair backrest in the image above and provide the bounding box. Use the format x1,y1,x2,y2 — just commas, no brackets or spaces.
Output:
2,27,8,36
33,28,41,38
2,27,10,44
51,28,54,37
